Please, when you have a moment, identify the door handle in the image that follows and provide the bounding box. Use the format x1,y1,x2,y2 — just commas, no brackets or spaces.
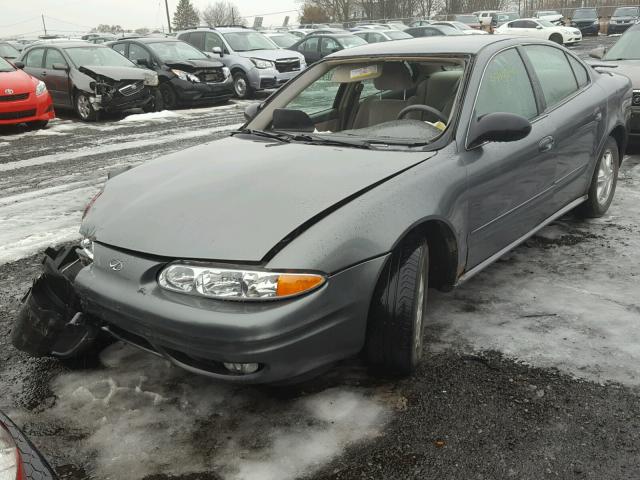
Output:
538,136,555,152
594,109,602,122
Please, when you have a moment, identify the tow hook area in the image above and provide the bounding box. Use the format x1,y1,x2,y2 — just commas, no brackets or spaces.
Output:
11,245,101,359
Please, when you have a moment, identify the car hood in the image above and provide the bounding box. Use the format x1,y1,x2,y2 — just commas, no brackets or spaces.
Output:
594,60,640,87
539,14,563,21
164,58,223,70
82,135,432,262
77,65,151,81
236,49,304,62
0,69,35,94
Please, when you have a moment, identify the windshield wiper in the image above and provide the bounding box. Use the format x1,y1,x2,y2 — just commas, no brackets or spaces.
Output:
232,128,291,143
287,133,371,149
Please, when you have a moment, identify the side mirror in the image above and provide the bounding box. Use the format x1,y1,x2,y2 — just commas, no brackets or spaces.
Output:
589,46,606,59
212,46,223,57
536,25,543,29
331,47,341,53
136,58,150,67
52,63,69,71
13,61,25,69
468,112,531,148
244,102,261,122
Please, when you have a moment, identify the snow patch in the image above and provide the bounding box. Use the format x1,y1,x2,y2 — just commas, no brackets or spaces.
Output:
119,110,182,123
44,343,390,480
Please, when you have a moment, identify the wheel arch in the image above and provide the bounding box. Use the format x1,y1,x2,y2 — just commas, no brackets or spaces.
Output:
609,124,627,163
389,217,460,292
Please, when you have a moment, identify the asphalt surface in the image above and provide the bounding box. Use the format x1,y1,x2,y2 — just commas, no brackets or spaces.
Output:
2,35,639,480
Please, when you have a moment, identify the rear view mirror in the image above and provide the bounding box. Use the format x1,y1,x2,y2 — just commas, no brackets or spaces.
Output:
272,108,314,132
244,102,261,122
52,63,69,71
13,61,24,69
212,47,223,57
589,46,606,59
468,112,532,148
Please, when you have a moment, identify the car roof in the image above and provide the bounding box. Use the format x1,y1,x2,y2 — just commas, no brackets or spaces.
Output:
329,35,518,57
27,41,96,48
115,37,183,44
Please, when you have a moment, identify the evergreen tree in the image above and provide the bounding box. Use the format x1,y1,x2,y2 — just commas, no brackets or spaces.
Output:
173,0,200,31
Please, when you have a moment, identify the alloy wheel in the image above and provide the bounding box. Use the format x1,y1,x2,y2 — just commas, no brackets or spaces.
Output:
597,148,615,205
77,95,91,120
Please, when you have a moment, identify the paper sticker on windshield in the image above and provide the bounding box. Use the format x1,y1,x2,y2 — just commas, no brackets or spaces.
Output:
350,65,379,80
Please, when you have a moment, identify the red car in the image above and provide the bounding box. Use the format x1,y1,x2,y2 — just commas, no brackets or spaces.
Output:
0,56,54,129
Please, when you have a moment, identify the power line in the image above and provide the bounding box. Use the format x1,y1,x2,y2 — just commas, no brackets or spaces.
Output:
0,16,40,28
43,15,93,29
243,8,299,18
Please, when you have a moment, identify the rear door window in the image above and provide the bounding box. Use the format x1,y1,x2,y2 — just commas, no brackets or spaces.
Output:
567,55,589,88
523,45,579,108
44,48,66,69
189,32,205,50
25,48,45,68
475,48,538,120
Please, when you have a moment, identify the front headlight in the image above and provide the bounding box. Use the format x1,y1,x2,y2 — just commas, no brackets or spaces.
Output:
593,20,600,25
171,69,200,82
35,80,47,96
222,66,231,78
250,58,275,69
144,72,159,86
158,263,326,300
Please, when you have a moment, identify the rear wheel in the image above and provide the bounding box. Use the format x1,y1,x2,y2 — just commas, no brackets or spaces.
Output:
365,234,429,376
576,136,619,218
549,33,563,44
74,92,97,121
25,120,48,130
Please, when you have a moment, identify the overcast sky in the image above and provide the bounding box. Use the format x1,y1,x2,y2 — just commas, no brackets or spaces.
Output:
2,0,299,38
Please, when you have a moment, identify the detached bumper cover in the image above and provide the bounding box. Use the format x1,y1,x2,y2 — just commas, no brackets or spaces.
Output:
171,77,234,104
74,243,386,383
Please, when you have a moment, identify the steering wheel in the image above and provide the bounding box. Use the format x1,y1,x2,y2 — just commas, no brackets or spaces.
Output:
397,104,448,124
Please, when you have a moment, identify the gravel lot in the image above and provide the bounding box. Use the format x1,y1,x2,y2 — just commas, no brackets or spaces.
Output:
2,35,639,480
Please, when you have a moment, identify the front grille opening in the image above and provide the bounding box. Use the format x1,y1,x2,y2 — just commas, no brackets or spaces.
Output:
162,346,263,376
0,109,36,120
0,93,29,102
105,324,160,355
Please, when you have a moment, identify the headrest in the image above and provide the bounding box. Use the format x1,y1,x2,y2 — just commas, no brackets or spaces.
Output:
374,62,413,91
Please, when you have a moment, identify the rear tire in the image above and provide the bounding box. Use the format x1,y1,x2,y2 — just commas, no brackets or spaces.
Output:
576,136,619,218
74,92,97,121
549,33,563,44
365,234,429,376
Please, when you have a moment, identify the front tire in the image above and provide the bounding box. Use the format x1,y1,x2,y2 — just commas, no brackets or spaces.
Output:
74,92,97,121
232,71,254,99
549,33,563,44
26,120,48,130
365,234,429,376
577,136,619,218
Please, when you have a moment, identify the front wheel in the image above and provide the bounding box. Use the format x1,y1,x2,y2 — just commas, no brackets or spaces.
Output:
549,33,563,44
365,234,429,376
577,136,619,218
232,71,254,99
74,92,97,121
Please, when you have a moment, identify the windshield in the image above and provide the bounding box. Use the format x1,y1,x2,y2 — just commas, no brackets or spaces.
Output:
604,30,640,59
455,15,478,23
385,30,412,39
0,43,20,58
245,58,466,148
340,36,368,48
538,19,555,27
223,32,277,51
64,46,136,67
538,11,559,16
451,21,472,30
269,34,299,48
0,56,15,72
613,7,639,16
148,41,207,61
573,9,597,19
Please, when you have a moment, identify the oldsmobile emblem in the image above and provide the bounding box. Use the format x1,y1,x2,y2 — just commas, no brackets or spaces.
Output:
4,89,14,95
109,259,124,271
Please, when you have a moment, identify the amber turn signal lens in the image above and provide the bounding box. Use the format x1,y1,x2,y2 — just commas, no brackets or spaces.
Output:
276,274,325,297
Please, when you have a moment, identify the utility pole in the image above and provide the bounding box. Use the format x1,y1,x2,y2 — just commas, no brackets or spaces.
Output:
41,14,47,35
164,0,172,33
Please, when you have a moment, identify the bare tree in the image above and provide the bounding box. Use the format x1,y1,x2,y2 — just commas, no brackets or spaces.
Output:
202,1,246,26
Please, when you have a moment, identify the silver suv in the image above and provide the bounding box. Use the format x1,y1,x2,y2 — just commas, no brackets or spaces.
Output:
177,27,307,99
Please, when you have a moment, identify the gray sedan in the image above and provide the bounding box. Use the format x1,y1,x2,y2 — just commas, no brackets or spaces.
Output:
12,36,631,384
